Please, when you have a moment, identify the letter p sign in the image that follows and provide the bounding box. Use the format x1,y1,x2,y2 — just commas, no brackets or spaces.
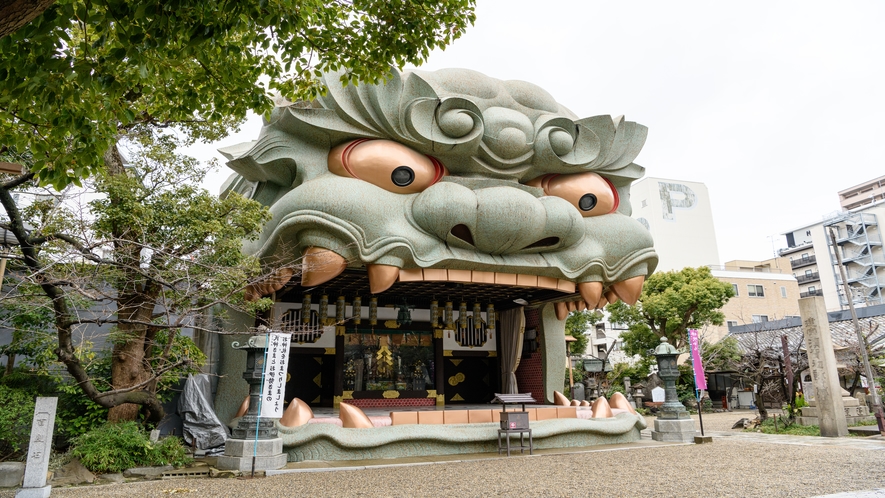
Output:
658,182,696,221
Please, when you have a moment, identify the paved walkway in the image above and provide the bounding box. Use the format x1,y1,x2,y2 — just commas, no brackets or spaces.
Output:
4,411,884,498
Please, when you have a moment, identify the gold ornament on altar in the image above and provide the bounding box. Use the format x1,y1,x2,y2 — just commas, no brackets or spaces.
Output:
459,302,468,329
444,301,454,330
375,336,394,376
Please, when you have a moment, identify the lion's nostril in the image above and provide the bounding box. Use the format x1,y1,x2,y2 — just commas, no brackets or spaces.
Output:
522,237,560,250
450,224,475,246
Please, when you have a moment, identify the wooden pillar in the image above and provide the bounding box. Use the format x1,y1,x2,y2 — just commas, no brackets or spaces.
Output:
333,328,344,397
434,329,445,403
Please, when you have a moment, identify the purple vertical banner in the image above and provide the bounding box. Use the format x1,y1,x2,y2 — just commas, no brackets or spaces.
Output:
688,329,707,390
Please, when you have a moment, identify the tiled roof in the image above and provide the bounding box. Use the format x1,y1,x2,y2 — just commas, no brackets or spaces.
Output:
727,305,885,355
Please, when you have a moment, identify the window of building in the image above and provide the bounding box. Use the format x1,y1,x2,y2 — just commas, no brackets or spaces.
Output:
806,230,811,236
727,320,738,328
732,283,739,296
748,284,764,297
801,252,809,261
752,315,769,323
805,269,812,276
781,286,787,298
808,286,816,292
641,199,647,208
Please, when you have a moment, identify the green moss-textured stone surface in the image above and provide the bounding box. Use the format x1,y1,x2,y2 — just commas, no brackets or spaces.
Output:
277,414,646,462
539,302,566,404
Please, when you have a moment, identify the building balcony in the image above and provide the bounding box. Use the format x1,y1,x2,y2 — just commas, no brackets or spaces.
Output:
778,241,814,257
796,272,820,284
800,289,824,298
790,255,816,269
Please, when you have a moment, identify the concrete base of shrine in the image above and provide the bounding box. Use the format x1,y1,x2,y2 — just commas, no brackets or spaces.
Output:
276,413,647,462
216,438,287,471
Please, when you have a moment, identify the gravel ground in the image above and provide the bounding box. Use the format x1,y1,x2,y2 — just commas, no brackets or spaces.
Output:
4,411,882,498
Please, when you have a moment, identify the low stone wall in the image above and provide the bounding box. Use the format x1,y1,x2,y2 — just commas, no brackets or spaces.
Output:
276,413,647,462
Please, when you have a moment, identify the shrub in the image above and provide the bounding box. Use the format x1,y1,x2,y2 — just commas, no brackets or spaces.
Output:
56,382,109,439
70,422,191,473
0,385,36,459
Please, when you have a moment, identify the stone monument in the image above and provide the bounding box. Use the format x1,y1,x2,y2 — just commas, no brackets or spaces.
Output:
17,397,57,498
650,338,697,443
216,336,288,471
797,388,875,427
799,296,848,437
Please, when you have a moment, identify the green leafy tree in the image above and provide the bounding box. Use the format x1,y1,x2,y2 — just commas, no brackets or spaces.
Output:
0,137,271,422
700,336,741,373
607,266,735,356
565,309,602,356
0,0,476,188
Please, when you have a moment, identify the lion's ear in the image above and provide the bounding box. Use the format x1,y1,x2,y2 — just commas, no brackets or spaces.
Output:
219,137,297,187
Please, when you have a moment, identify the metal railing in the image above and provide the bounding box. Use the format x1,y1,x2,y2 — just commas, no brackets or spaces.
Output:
790,255,816,269
796,272,820,284
799,289,824,298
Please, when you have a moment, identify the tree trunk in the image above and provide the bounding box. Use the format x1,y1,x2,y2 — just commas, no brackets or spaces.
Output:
105,143,158,422
4,353,13,375
0,0,56,38
848,372,860,397
107,331,150,422
754,391,768,420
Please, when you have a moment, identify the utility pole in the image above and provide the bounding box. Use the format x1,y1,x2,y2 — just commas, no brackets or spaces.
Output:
828,227,884,434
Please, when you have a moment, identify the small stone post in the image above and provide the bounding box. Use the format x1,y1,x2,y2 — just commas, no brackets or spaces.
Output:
799,296,848,437
17,397,57,498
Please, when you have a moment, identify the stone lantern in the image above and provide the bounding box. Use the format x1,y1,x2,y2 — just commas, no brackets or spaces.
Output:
217,334,288,472
650,337,697,442
654,337,688,419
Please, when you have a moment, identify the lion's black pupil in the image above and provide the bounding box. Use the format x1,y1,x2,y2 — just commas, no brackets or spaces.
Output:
391,166,415,187
579,193,597,211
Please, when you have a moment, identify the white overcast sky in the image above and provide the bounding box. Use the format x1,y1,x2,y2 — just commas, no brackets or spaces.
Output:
195,0,885,264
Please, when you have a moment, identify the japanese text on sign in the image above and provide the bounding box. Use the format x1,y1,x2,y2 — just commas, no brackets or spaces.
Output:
260,333,291,418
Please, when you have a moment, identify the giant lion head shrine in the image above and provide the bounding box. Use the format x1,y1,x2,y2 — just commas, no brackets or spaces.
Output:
212,67,658,462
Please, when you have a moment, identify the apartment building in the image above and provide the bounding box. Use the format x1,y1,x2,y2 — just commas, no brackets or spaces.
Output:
838,175,885,211
705,258,801,343
780,201,885,311
630,177,720,271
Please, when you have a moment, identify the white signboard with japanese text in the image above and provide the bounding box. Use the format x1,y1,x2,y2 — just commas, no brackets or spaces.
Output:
260,333,291,418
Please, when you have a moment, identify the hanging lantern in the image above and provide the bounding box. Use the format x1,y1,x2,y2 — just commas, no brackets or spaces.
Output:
301,294,312,324
486,304,496,331
430,300,439,328
319,295,328,324
459,301,468,330
353,296,362,325
369,297,378,326
444,301,454,330
473,302,483,330
336,296,346,323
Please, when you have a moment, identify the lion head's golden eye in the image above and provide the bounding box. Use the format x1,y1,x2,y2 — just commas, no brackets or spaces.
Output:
328,139,446,194
525,172,619,217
